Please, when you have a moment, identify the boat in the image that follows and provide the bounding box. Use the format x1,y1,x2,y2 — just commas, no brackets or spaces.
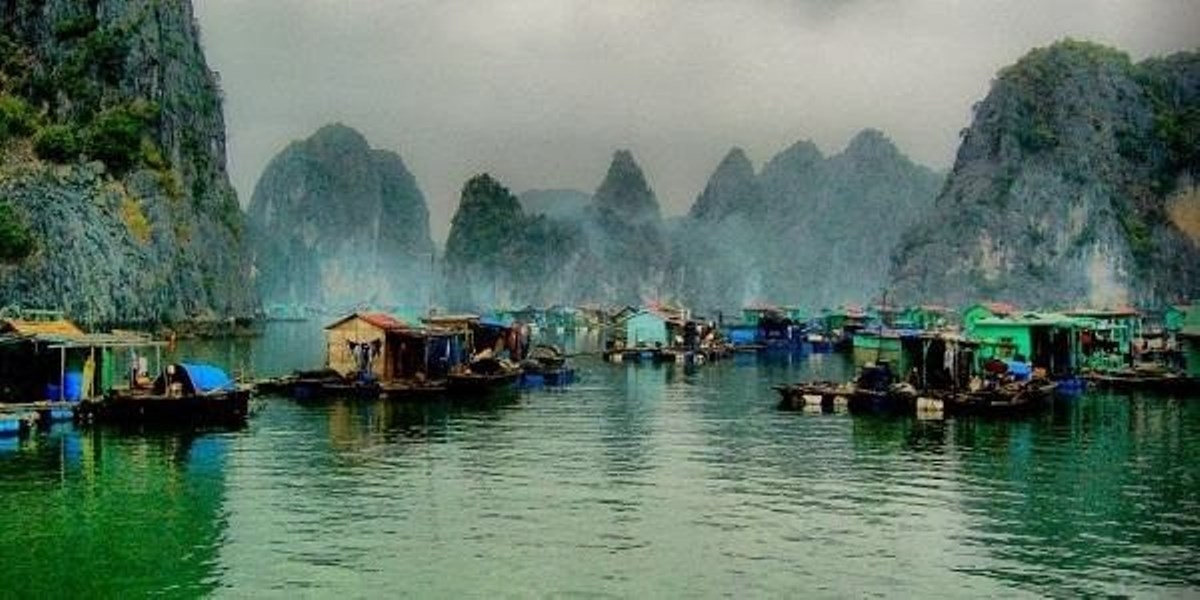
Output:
519,345,575,387
1082,366,1194,393
447,357,521,394
76,363,251,426
939,379,1058,417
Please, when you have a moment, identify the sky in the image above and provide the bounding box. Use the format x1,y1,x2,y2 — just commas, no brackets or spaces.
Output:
192,0,1200,243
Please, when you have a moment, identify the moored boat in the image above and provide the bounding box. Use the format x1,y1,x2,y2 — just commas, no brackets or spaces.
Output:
940,379,1057,417
77,363,252,427
447,357,521,394
520,345,575,387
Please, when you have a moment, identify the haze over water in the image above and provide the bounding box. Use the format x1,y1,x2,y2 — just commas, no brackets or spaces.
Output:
0,323,1197,596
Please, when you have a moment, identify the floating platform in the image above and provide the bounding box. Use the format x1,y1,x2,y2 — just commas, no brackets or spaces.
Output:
0,401,80,436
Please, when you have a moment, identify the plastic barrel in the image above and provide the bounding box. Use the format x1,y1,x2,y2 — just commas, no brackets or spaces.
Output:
63,372,83,402
0,418,19,436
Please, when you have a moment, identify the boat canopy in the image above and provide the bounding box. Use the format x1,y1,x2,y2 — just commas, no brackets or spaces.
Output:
181,363,236,393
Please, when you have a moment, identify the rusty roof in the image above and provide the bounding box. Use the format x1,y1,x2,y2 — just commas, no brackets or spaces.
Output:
0,318,85,339
325,312,408,331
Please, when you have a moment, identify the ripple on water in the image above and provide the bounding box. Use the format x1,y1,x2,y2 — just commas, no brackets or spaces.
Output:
3,351,1200,597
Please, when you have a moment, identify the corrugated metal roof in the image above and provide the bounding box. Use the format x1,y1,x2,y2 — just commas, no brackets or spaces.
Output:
973,312,1082,327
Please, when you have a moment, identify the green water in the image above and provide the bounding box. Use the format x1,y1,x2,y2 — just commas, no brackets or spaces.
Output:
1,323,1198,597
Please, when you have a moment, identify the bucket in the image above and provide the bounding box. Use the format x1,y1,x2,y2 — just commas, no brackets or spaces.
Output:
63,372,83,402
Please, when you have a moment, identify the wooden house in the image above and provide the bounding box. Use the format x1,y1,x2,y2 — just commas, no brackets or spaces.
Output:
0,310,163,402
326,312,476,382
324,312,408,380
421,313,526,360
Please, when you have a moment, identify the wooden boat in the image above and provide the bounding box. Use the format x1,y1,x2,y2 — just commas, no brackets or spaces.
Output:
447,369,520,393
447,357,521,394
77,363,251,426
1082,367,1192,393
940,379,1057,417
519,345,576,387
846,382,918,416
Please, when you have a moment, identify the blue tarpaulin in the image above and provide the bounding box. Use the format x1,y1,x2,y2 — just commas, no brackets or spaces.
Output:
1006,360,1032,381
179,363,237,393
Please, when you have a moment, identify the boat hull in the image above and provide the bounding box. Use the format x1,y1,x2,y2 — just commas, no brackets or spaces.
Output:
78,389,251,426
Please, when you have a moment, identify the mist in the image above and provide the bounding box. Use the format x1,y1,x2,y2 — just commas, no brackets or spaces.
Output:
193,0,1200,244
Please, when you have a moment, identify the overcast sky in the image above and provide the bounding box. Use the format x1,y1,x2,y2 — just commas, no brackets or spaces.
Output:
193,0,1199,243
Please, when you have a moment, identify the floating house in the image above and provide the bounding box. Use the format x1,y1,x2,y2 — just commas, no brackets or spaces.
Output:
736,305,805,348
1177,304,1200,377
817,305,870,350
325,312,407,381
325,312,472,383
1164,304,1188,334
1065,307,1141,370
961,302,1019,332
851,329,977,389
624,310,671,348
895,305,952,331
967,312,1083,379
0,310,164,403
423,313,525,360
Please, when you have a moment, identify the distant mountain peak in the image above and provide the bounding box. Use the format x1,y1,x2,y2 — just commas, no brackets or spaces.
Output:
307,122,371,153
593,149,660,222
843,128,900,161
690,147,759,221
247,124,433,308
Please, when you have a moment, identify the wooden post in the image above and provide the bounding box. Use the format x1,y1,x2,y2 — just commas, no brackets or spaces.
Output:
59,346,65,402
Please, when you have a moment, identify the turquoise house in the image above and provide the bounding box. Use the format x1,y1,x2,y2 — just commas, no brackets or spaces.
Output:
968,312,1084,378
1178,304,1200,377
1164,305,1188,333
624,310,669,347
961,302,1019,333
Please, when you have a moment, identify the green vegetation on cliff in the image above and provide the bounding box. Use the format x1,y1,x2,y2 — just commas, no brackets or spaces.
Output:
444,174,586,309
0,1,255,324
0,199,34,262
891,39,1200,308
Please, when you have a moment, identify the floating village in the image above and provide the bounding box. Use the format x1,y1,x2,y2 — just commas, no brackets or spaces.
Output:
2,298,1199,437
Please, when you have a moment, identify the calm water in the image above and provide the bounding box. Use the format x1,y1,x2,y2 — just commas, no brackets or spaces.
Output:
1,322,1198,597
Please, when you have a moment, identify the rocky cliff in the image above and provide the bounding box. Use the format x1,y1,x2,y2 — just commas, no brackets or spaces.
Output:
891,40,1200,308
674,131,941,312
247,124,435,309
0,0,254,325
443,174,586,310
586,150,667,305
674,147,766,310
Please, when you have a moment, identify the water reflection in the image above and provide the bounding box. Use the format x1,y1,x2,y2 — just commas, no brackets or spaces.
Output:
0,426,232,596
2,322,1198,596
951,392,1200,594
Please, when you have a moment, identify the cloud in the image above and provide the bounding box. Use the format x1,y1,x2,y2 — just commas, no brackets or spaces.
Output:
194,0,1200,243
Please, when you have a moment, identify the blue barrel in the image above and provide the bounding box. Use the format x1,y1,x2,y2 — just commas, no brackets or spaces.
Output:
45,383,61,401
63,372,83,402
0,417,20,436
